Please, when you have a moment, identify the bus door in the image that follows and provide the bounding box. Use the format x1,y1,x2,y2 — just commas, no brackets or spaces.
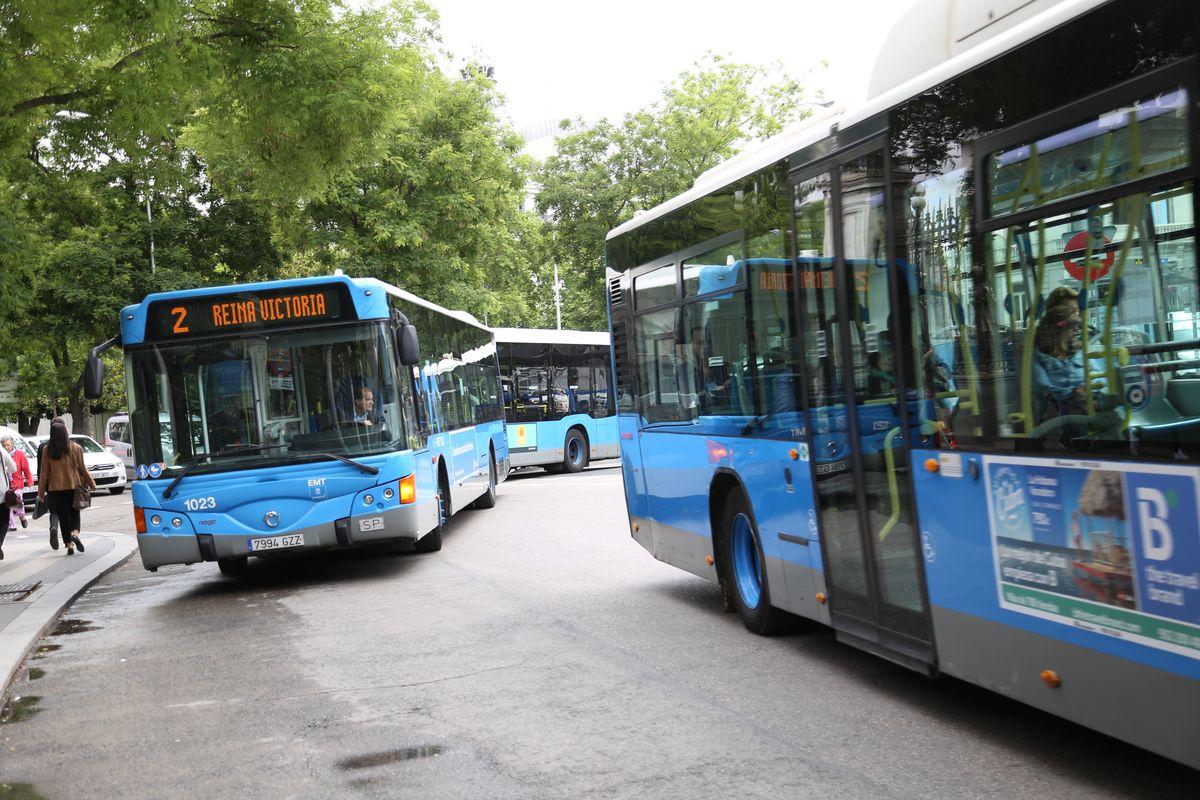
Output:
792,147,935,672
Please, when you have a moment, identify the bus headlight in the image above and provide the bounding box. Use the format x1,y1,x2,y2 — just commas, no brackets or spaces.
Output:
364,494,374,506
383,487,395,501
150,514,162,527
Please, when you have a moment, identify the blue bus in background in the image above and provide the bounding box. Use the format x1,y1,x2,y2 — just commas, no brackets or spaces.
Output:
85,273,507,576
605,0,1200,769
494,328,618,473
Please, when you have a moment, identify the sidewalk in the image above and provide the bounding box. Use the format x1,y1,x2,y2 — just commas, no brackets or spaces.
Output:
0,518,136,697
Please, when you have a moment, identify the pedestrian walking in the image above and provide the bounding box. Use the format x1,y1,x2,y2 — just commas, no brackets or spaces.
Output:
0,444,16,560
2,436,33,531
37,421,95,556
35,422,64,549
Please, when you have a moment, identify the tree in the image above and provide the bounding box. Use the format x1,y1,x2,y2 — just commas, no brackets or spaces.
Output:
283,68,551,326
0,0,432,318
536,54,818,328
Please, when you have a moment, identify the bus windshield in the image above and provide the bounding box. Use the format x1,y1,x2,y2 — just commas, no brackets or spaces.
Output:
127,321,404,473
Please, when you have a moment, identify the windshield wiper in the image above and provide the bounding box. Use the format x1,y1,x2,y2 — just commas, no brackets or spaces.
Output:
162,444,274,499
286,451,379,475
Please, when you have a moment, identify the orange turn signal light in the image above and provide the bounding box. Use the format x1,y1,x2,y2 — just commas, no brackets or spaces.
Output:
924,458,940,473
399,474,417,504
705,555,715,566
1040,669,1062,688
788,448,800,460
632,522,639,532
133,506,147,534
815,592,827,605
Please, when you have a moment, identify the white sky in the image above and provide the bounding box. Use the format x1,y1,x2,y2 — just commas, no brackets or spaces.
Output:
431,0,917,151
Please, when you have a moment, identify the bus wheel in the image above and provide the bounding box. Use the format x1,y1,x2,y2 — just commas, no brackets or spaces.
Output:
562,429,588,473
472,454,497,509
217,558,249,577
719,490,785,636
417,471,449,553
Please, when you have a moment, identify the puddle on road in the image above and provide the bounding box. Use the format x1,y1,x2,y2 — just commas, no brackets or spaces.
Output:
0,695,41,724
50,619,100,636
0,783,49,799
336,745,443,770
25,667,44,681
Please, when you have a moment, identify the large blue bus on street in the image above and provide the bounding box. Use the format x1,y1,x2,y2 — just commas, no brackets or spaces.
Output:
85,273,508,575
605,0,1200,769
494,328,618,472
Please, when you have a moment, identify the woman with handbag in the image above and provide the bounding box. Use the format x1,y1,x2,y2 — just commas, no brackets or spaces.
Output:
37,422,95,556
0,444,16,560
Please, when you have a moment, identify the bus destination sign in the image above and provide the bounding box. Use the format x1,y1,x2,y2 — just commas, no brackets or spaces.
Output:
146,284,355,340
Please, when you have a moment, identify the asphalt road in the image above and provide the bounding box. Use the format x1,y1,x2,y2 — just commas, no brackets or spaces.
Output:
0,466,1194,799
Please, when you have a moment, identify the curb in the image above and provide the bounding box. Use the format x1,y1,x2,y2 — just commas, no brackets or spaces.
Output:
0,532,137,700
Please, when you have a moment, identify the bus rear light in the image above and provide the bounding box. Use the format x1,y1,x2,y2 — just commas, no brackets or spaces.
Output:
134,507,146,534
399,474,417,504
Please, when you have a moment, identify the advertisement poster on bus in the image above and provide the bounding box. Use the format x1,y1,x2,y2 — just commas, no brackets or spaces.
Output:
983,456,1200,660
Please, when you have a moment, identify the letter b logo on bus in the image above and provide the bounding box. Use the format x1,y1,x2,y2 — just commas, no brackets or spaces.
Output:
1137,487,1174,561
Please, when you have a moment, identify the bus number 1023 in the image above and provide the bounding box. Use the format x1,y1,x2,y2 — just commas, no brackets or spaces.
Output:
184,496,217,511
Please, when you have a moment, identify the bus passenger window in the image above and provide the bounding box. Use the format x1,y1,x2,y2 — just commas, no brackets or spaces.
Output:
634,308,692,424
978,86,1199,456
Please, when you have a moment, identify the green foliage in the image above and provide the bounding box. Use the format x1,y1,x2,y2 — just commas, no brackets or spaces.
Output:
537,53,817,328
282,69,551,326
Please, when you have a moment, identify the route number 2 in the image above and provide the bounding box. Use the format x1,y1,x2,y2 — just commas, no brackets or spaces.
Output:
171,306,189,334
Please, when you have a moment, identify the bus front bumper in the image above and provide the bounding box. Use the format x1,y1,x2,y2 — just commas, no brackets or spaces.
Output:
137,505,424,571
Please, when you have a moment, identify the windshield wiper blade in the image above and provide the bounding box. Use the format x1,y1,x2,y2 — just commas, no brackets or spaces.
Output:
162,444,274,499
288,451,379,475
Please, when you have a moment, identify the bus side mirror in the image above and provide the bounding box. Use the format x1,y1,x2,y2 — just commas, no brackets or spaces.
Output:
398,324,420,366
84,355,105,400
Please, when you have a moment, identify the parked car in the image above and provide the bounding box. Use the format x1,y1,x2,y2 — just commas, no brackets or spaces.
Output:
0,425,39,508
26,433,127,495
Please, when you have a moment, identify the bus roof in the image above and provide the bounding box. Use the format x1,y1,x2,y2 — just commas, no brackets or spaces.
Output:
606,0,1109,243
491,328,611,347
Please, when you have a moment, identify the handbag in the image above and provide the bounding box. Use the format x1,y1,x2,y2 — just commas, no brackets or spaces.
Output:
33,495,48,519
3,489,19,509
73,484,92,511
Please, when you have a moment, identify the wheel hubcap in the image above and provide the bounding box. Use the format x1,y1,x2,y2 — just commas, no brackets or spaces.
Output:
568,439,582,465
731,513,763,610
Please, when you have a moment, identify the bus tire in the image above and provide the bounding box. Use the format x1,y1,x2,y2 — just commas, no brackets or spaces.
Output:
217,557,249,577
562,428,588,473
417,470,449,553
472,453,497,509
718,489,786,636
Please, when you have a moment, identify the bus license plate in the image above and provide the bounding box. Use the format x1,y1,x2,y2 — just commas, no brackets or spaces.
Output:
247,534,304,553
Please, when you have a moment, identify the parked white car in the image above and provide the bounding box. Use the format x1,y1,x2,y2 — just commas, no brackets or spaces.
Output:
26,433,127,495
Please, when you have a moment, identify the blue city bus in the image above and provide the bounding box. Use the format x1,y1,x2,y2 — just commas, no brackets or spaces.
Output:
85,273,508,575
605,0,1200,768
494,328,618,472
